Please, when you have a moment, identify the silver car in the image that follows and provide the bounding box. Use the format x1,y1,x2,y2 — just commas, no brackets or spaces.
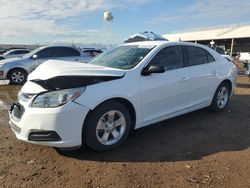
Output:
0,49,31,60
0,45,92,84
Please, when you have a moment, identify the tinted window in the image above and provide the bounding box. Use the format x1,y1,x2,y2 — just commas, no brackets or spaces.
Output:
51,47,80,57
36,48,51,58
185,46,215,66
20,50,29,54
14,50,29,54
207,52,215,62
150,46,184,71
9,51,16,55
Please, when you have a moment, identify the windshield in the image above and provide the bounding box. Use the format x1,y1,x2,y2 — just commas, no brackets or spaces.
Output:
23,47,44,58
88,45,155,69
3,51,10,56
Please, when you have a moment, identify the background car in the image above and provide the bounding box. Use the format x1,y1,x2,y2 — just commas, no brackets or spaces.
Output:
0,49,31,60
0,49,6,55
82,48,103,57
0,47,29,55
0,45,93,85
210,46,237,66
124,31,168,43
239,52,250,75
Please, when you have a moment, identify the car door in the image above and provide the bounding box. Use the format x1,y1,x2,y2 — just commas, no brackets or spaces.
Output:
50,47,81,62
183,45,219,108
140,45,190,124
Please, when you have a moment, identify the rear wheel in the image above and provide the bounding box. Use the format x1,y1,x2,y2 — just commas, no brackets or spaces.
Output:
8,69,28,85
210,83,230,112
84,101,131,152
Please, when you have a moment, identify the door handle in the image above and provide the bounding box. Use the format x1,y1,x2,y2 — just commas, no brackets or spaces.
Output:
180,77,190,82
212,70,217,75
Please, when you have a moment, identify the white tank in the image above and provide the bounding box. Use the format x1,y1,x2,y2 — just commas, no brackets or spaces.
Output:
104,11,113,21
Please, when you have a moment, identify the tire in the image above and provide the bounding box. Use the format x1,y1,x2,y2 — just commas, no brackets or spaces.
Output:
84,101,131,152
8,69,28,85
210,82,230,112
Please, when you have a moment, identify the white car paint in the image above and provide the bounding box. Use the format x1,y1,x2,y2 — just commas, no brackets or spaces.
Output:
239,52,250,62
27,60,125,81
9,41,237,148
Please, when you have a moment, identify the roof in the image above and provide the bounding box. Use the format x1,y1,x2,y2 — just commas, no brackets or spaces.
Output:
121,41,215,52
163,24,250,41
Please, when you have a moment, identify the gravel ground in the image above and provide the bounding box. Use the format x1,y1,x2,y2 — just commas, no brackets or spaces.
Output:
0,70,249,188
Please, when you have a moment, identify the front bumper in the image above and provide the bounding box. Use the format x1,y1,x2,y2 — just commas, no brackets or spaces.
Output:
0,69,7,80
9,100,90,148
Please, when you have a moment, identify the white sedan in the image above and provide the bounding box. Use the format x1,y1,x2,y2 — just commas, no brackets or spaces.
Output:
9,41,237,151
0,49,30,60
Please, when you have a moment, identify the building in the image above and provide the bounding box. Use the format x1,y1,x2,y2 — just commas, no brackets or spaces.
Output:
0,44,40,51
163,24,250,56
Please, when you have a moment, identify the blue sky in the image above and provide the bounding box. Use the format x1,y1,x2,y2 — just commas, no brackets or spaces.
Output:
0,0,250,45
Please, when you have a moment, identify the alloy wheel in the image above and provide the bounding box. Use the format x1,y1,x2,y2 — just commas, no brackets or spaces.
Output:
217,86,229,109
96,110,126,145
11,71,25,83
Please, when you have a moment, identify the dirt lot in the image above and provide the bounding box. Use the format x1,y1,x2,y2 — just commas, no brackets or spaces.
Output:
0,72,250,188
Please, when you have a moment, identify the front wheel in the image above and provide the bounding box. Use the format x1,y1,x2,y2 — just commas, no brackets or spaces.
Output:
84,101,131,152
210,83,230,112
8,69,28,85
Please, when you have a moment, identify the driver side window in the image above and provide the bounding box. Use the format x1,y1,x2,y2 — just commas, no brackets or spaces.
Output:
150,46,184,71
36,48,51,58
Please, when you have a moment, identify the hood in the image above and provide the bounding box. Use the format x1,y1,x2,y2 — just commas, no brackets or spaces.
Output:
26,60,125,91
0,57,23,66
28,60,125,80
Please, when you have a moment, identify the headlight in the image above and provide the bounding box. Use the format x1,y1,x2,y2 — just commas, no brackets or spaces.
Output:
31,87,85,108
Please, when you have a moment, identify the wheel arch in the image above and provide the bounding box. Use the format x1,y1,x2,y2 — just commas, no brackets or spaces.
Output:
210,79,233,112
220,79,232,95
211,79,233,106
82,97,137,145
7,67,28,79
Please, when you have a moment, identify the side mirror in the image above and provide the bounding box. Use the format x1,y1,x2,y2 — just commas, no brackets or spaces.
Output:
32,54,38,59
141,65,165,76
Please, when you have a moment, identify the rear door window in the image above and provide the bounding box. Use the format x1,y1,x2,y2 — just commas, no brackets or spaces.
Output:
51,47,80,57
185,46,215,66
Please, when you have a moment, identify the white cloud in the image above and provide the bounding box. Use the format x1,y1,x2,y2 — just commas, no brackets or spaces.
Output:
0,18,99,37
185,0,250,19
0,0,110,19
147,0,250,25
0,0,150,43
147,15,184,24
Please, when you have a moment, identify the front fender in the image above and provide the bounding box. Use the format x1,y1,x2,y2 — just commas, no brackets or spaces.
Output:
0,62,26,79
4,63,27,75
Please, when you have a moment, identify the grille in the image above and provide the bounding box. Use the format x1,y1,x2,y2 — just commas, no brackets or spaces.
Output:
12,103,25,120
